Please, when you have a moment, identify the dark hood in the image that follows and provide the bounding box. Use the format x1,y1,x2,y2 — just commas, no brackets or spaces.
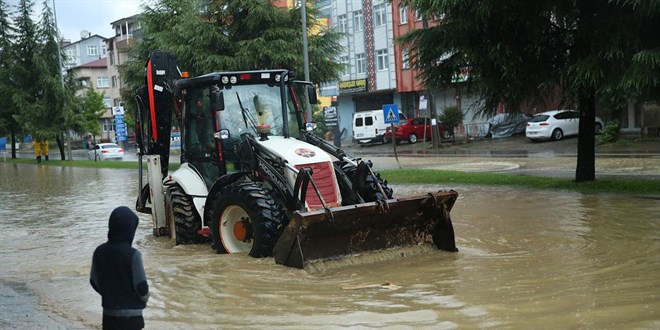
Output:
107,206,139,244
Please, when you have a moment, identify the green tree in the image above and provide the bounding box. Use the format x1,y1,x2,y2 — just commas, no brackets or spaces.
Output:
32,0,69,159
10,0,41,157
0,0,19,158
121,0,343,115
77,86,107,139
398,0,660,182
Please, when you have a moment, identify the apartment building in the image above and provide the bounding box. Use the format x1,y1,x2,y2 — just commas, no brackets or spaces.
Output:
61,32,107,70
66,57,116,142
106,14,141,110
324,0,398,139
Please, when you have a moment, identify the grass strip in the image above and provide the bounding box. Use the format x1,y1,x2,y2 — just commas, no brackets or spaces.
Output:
380,169,659,196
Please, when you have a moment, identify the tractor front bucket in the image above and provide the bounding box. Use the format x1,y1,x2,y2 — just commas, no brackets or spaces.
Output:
273,190,458,269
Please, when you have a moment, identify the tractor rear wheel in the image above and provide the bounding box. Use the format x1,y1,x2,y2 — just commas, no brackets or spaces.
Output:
210,183,286,257
165,183,208,245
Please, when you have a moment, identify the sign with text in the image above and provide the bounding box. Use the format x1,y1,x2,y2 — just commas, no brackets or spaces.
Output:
323,106,338,127
338,79,368,94
112,106,125,116
114,114,127,141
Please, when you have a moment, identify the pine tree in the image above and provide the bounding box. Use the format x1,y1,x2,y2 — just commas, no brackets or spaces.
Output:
0,0,18,158
33,0,69,160
10,0,40,153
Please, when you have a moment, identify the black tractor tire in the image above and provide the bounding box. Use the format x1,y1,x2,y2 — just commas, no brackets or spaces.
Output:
209,182,286,258
340,164,394,203
552,128,564,141
165,183,208,245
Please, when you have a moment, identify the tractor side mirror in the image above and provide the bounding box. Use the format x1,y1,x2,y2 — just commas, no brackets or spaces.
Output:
210,88,225,112
306,85,318,105
214,129,230,140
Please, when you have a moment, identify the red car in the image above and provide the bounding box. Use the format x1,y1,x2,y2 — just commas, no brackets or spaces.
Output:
384,117,446,144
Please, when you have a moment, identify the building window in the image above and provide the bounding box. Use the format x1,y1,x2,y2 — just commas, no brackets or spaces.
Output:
80,79,88,88
111,76,117,88
376,49,388,71
87,45,99,56
108,51,114,65
97,77,110,88
416,10,423,21
402,48,410,69
400,6,408,24
353,10,364,32
374,3,386,27
337,14,347,33
103,119,115,132
340,56,350,76
101,45,107,55
356,53,366,74
103,97,112,107
65,49,77,66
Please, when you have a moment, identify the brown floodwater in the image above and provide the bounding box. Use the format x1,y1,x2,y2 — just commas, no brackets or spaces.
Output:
1,164,659,329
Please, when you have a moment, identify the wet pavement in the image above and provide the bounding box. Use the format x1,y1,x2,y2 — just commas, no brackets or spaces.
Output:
1,135,659,329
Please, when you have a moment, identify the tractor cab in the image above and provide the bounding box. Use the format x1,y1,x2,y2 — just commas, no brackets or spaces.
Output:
176,70,315,187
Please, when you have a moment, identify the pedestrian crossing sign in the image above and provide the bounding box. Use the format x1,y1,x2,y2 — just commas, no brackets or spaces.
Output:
383,104,400,124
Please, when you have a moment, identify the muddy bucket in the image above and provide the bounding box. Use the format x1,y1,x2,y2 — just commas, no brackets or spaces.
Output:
273,190,458,269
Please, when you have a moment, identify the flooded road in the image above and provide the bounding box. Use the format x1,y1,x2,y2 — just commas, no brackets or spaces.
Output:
1,164,659,329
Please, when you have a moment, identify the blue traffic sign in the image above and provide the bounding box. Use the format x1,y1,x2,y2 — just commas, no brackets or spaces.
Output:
383,104,400,124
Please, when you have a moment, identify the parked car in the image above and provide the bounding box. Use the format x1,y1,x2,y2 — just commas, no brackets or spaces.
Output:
353,110,407,145
526,110,604,141
384,117,446,144
88,143,124,161
488,113,531,138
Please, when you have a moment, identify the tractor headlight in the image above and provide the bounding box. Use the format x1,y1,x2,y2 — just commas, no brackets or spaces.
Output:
221,76,229,84
229,76,237,84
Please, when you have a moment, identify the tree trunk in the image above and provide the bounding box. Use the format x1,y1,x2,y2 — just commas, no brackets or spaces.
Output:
56,134,65,160
11,129,17,159
575,91,597,182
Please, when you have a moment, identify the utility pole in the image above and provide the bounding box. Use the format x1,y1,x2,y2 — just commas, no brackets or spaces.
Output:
301,0,313,122
422,18,441,149
52,0,72,160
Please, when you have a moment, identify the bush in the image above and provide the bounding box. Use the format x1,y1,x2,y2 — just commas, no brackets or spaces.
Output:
438,105,464,138
598,119,620,144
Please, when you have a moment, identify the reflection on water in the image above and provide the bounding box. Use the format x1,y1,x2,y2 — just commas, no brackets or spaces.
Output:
1,164,659,329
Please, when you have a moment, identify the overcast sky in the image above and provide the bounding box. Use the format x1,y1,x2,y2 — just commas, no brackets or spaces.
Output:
53,0,143,41
4,0,143,41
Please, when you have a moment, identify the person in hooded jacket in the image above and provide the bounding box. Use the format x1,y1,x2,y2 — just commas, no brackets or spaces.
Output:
91,206,149,330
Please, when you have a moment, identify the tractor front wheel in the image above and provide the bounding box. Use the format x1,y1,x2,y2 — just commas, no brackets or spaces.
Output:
210,183,286,257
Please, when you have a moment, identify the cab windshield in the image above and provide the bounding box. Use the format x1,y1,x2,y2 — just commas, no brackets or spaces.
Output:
218,84,286,137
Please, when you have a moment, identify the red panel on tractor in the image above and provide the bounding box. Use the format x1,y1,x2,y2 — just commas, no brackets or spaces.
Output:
295,162,339,209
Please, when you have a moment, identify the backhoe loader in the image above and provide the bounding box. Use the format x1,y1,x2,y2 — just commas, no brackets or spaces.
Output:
134,51,458,269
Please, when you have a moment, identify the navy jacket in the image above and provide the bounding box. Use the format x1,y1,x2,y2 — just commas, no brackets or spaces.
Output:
91,206,149,316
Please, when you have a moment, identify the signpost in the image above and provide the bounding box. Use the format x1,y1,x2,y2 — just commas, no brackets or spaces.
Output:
382,104,402,169
113,106,127,146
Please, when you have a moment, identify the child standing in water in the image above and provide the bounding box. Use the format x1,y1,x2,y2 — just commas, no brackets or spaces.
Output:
90,206,149,330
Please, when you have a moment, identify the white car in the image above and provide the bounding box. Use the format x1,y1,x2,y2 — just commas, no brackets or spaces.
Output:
526,110,604,141
88,143,124,161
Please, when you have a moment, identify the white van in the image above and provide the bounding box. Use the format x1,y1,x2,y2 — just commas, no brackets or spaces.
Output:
352,110,406,145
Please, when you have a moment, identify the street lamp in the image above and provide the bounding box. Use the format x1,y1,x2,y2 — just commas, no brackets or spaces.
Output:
52,0,73,160
300,0,313,122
